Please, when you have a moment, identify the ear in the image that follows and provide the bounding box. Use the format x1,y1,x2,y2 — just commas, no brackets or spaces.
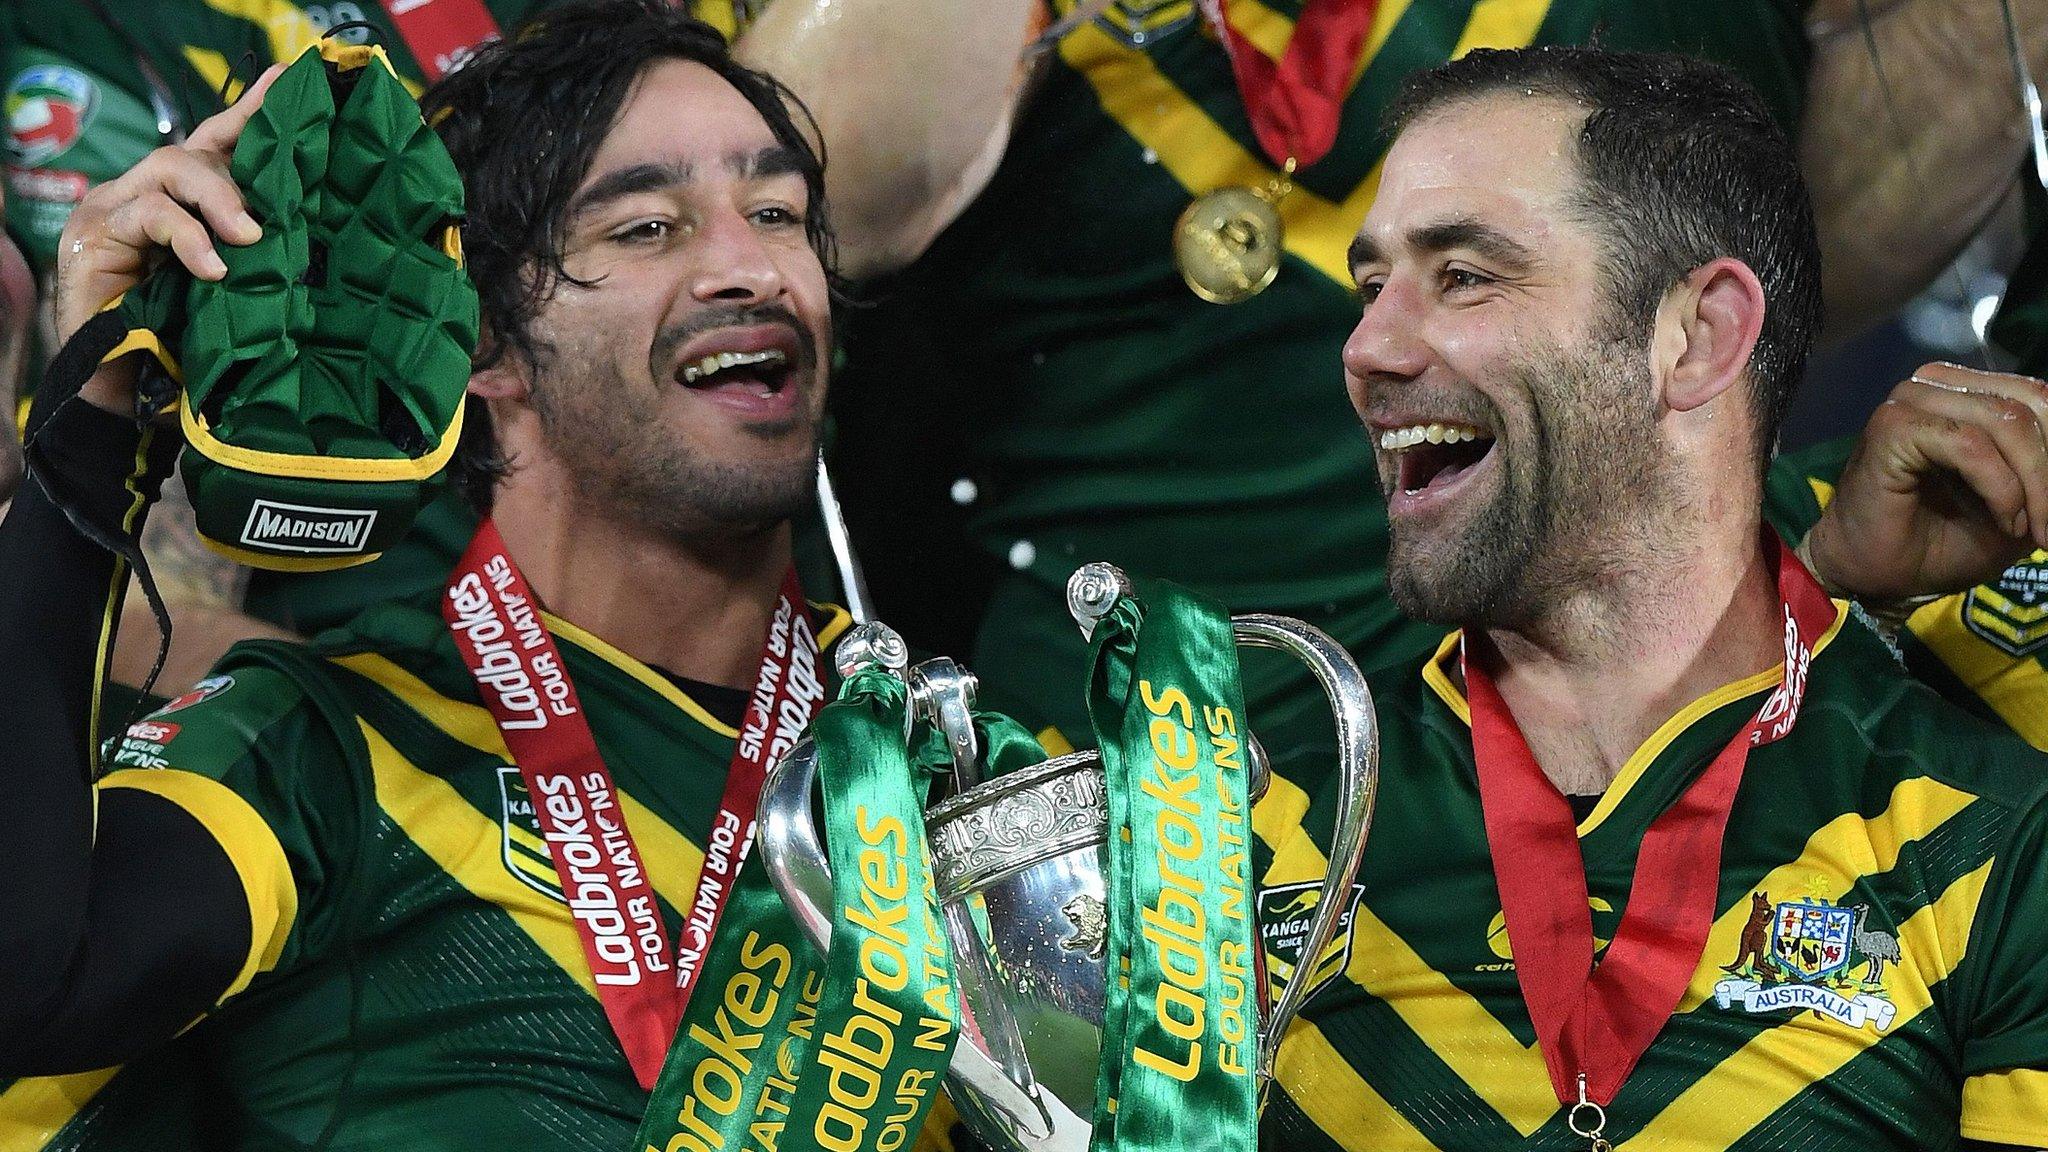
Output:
466,328,531,402
1653,257,1765,414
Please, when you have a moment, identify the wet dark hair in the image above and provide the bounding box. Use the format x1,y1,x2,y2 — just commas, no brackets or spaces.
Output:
423,0,837,511
1385,47,1822,469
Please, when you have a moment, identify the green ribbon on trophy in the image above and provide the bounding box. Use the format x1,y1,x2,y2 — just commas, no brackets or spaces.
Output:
637,666,960,1152
1083,580,1261,1152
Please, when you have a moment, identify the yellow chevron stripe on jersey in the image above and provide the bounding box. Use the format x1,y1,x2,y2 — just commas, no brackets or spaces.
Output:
181,48,242,107
100,768,299,999
1273,1024,1442,1150
330,651,710,919
0,1068,120,1150
1452,0,1554,58
1961,1067,2048,1145
360,719,601,997
1909,600,2048,750
1060,0,1555,290
1223,0,1318,63
1257,756,1979,1140
201,0,327,70
1623,860,1994,1148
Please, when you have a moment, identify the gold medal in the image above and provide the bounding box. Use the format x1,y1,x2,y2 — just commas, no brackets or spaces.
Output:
1174,185,1284,305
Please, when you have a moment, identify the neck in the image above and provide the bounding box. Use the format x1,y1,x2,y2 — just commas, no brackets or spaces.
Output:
1474,514,1781,797
488,486,792,692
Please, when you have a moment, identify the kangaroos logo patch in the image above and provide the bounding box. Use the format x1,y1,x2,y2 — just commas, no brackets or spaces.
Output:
498,766,565,903
1962,551,2048,657
1259,880,1365,999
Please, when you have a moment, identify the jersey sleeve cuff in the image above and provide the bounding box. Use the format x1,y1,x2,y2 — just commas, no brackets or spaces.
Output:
98,769,300,1000
1960,1067,2048,1145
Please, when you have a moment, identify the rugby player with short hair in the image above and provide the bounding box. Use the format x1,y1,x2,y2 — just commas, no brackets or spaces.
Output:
1255,47,2048,1150
0,4,956,1148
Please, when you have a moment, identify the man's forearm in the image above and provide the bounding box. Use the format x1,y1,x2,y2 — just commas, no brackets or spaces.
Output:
735,0,1041,280
1805,0,2044,336
0,396,170,1012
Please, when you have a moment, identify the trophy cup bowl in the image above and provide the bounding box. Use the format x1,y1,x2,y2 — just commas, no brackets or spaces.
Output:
758,569,1379,1152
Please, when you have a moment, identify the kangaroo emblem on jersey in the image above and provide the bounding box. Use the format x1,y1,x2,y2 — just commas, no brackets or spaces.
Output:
1713,892,1898,1031
1961,551,2048,656
498,766,567,903
1259,880,1365,998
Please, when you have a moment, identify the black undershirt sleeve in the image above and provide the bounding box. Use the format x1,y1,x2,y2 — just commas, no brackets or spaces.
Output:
0,395,249,1076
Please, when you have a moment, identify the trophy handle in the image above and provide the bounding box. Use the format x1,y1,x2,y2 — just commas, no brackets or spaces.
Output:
1228,614,1379,1083
1070,562,1380,1083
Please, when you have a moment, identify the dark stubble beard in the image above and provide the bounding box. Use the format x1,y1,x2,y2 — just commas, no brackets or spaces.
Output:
529,315,821,542
1386,331,1671,629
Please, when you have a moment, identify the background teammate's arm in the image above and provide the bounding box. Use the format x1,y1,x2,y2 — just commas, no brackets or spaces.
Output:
734,0,1042,280
1802,0,2047,336
1804,362,2048,601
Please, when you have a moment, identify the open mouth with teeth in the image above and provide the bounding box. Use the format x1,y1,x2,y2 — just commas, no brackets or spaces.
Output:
1378,422,1497,498
678,348,793,397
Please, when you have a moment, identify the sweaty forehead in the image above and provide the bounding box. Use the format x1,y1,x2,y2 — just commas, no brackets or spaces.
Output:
1357,94,1587,260
585,57,781,178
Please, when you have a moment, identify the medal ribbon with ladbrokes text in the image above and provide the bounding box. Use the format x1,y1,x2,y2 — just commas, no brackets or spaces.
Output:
1084,580,1260,1152
1465,534,1836,1142
445,518,824,1091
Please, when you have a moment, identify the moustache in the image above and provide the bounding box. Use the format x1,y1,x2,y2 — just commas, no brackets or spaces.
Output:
650,304,820,378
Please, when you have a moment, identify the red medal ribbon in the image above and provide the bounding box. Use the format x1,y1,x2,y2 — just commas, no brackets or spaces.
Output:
378,0,503,81
445,520,822,1089
1197,0,1380,169
1465,534,1835,1111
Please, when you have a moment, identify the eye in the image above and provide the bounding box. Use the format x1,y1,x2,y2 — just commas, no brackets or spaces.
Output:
1357,277,1386,307
751,204,804,229
1441,266,1493,293
611,218,675,245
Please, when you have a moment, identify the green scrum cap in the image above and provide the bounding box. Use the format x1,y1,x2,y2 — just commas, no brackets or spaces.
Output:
59,39,478,571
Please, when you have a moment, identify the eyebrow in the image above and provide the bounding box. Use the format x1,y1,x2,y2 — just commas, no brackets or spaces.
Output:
568,145,806,221
1347,216,1538,274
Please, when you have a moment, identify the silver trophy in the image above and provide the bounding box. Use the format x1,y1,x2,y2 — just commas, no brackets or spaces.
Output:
759,563,1379,1152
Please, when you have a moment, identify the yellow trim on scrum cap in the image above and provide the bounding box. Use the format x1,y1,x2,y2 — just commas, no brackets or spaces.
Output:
180,390,466,483
99,769,300,999
288,37,397,79
198,536,387,571
89,291,186,382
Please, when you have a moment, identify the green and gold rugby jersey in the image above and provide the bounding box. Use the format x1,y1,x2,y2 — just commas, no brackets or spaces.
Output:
1247,600,2048,1150
0,595,991,1151
1765,437,2048,754
833,0,1812,736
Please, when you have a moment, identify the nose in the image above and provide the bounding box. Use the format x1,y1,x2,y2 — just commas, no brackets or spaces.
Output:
1341,275,1430,413
687,209,786,305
